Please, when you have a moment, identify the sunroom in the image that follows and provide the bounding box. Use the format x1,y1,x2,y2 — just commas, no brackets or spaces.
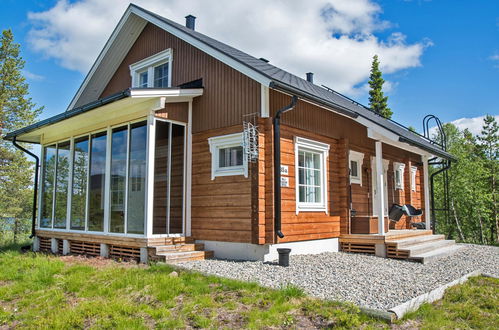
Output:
5,87,203,258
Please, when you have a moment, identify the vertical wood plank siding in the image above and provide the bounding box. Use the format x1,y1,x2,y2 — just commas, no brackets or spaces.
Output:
100,23,260,133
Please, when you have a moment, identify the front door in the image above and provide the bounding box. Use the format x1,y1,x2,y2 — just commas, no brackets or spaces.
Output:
152,120,186,235
371,158,389,216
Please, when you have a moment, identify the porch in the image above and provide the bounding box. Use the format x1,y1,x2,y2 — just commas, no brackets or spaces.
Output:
339,229,462,263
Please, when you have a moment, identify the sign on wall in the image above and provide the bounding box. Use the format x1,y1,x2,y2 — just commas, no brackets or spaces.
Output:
280,165,288,175
281,176,289,187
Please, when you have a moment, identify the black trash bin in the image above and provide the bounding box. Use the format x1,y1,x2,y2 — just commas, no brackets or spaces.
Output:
277,248,291,267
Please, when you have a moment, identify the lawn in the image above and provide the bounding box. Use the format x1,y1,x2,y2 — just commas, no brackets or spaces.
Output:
0,242,497,329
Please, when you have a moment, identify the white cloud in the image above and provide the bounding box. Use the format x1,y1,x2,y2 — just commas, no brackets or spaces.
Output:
430,115,499,137
22,70,44,81
27,0,429,94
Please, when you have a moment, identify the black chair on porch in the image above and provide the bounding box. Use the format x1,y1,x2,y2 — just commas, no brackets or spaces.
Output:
388,204,425,229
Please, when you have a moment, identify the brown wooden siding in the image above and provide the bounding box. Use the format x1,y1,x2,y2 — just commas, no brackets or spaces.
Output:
257,119,342,243
100,23,260,133
268,90,425,236
155,102,188,122
191,125,253,243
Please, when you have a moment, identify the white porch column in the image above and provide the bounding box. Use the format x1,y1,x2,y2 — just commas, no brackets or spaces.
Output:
422,155,431,230
185,101,193,237
375,141,386,235
145,112,156,237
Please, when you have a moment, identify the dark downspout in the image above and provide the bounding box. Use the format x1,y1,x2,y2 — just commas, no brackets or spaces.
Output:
12,137,39,238
273,95,298,239
429,160,451,233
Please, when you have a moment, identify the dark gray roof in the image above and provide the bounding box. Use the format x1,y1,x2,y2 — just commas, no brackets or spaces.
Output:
138,4,454,160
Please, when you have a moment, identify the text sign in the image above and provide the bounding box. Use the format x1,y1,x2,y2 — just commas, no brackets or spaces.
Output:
280,165,289,175
280,177,289,187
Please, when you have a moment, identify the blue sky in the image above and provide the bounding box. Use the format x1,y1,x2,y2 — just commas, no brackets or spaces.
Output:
1,0,498,135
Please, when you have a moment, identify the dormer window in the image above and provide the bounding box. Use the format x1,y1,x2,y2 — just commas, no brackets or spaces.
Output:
130,49,172,88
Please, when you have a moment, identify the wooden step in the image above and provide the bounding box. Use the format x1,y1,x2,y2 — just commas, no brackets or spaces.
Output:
155,250,214,263
384,230,433,241
154,243,205,253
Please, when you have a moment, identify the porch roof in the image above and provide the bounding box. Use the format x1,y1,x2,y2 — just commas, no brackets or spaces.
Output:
3,87,203,144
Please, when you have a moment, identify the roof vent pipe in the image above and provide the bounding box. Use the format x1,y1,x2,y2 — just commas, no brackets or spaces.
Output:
306,72,314,83
185,15,196,30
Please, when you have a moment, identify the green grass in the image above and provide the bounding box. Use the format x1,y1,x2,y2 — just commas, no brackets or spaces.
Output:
401,276,499,329
0,244,497,329
0,246,383,329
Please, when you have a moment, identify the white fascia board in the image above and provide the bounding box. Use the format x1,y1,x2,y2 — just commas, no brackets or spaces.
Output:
130,7,273,87
68,8,135,110
366,126,432,158
129,88,204,98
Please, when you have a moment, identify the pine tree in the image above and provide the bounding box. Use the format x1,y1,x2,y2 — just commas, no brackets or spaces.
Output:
0,29,42,243
477,115,498,243
368,55,393,119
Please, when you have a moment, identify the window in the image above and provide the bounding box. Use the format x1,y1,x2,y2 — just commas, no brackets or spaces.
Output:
40,145,56,228
130,49,172,88
54,142,70,229
71,137,89,230
127,122,147,235
294,137,329,213
208,133,248,179
394,162,406,190
411,166,418,191
88,132,107,232
349,150,364,185
109,126,128,233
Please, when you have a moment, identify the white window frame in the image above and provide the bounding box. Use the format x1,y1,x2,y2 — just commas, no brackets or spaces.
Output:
208,132,248,180
411,166,418,192
394,162,406,190
294,136,330,214
130,49,172,88
348,150,364,186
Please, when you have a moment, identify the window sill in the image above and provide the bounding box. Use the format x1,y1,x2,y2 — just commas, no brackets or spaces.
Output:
350,177,362,185
296,205,328,214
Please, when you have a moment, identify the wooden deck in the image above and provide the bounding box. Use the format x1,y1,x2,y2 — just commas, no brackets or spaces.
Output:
340,230,433,258
34,230,213,263
340,229,462,263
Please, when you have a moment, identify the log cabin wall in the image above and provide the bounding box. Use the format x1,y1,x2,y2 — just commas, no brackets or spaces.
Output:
268,90,425,236
191,125,253,243
100,23,260,133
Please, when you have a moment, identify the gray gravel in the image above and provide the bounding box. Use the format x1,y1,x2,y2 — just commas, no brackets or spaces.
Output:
178,244,499,310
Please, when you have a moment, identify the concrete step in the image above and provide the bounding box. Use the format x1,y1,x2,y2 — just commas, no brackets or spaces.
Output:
155,250,214,263
155,243,205,253
409,244,464,264
393,234,446,248
401,239,455,256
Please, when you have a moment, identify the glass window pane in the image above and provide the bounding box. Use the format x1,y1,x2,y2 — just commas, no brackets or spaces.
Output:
110,127,128,233
313,153,321,169
139,71,148,88
40,145,56,228
298,168,304,184
53,142,70,229
88,132,107,232
299,186,305,203
153,62,169,88
350,160,358,177
71,137,88,230
219,146,243,168
127,122,147,234
298,151,304,167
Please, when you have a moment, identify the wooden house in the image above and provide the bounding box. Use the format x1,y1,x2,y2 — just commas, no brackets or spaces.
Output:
5,4,456,263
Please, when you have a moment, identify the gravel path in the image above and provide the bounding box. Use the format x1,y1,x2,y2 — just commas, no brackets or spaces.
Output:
178,244,499,310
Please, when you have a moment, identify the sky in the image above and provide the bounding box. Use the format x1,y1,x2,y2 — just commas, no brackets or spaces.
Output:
1,0,498,137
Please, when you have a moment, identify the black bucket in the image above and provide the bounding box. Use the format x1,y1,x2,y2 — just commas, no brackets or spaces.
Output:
277,248,291,267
